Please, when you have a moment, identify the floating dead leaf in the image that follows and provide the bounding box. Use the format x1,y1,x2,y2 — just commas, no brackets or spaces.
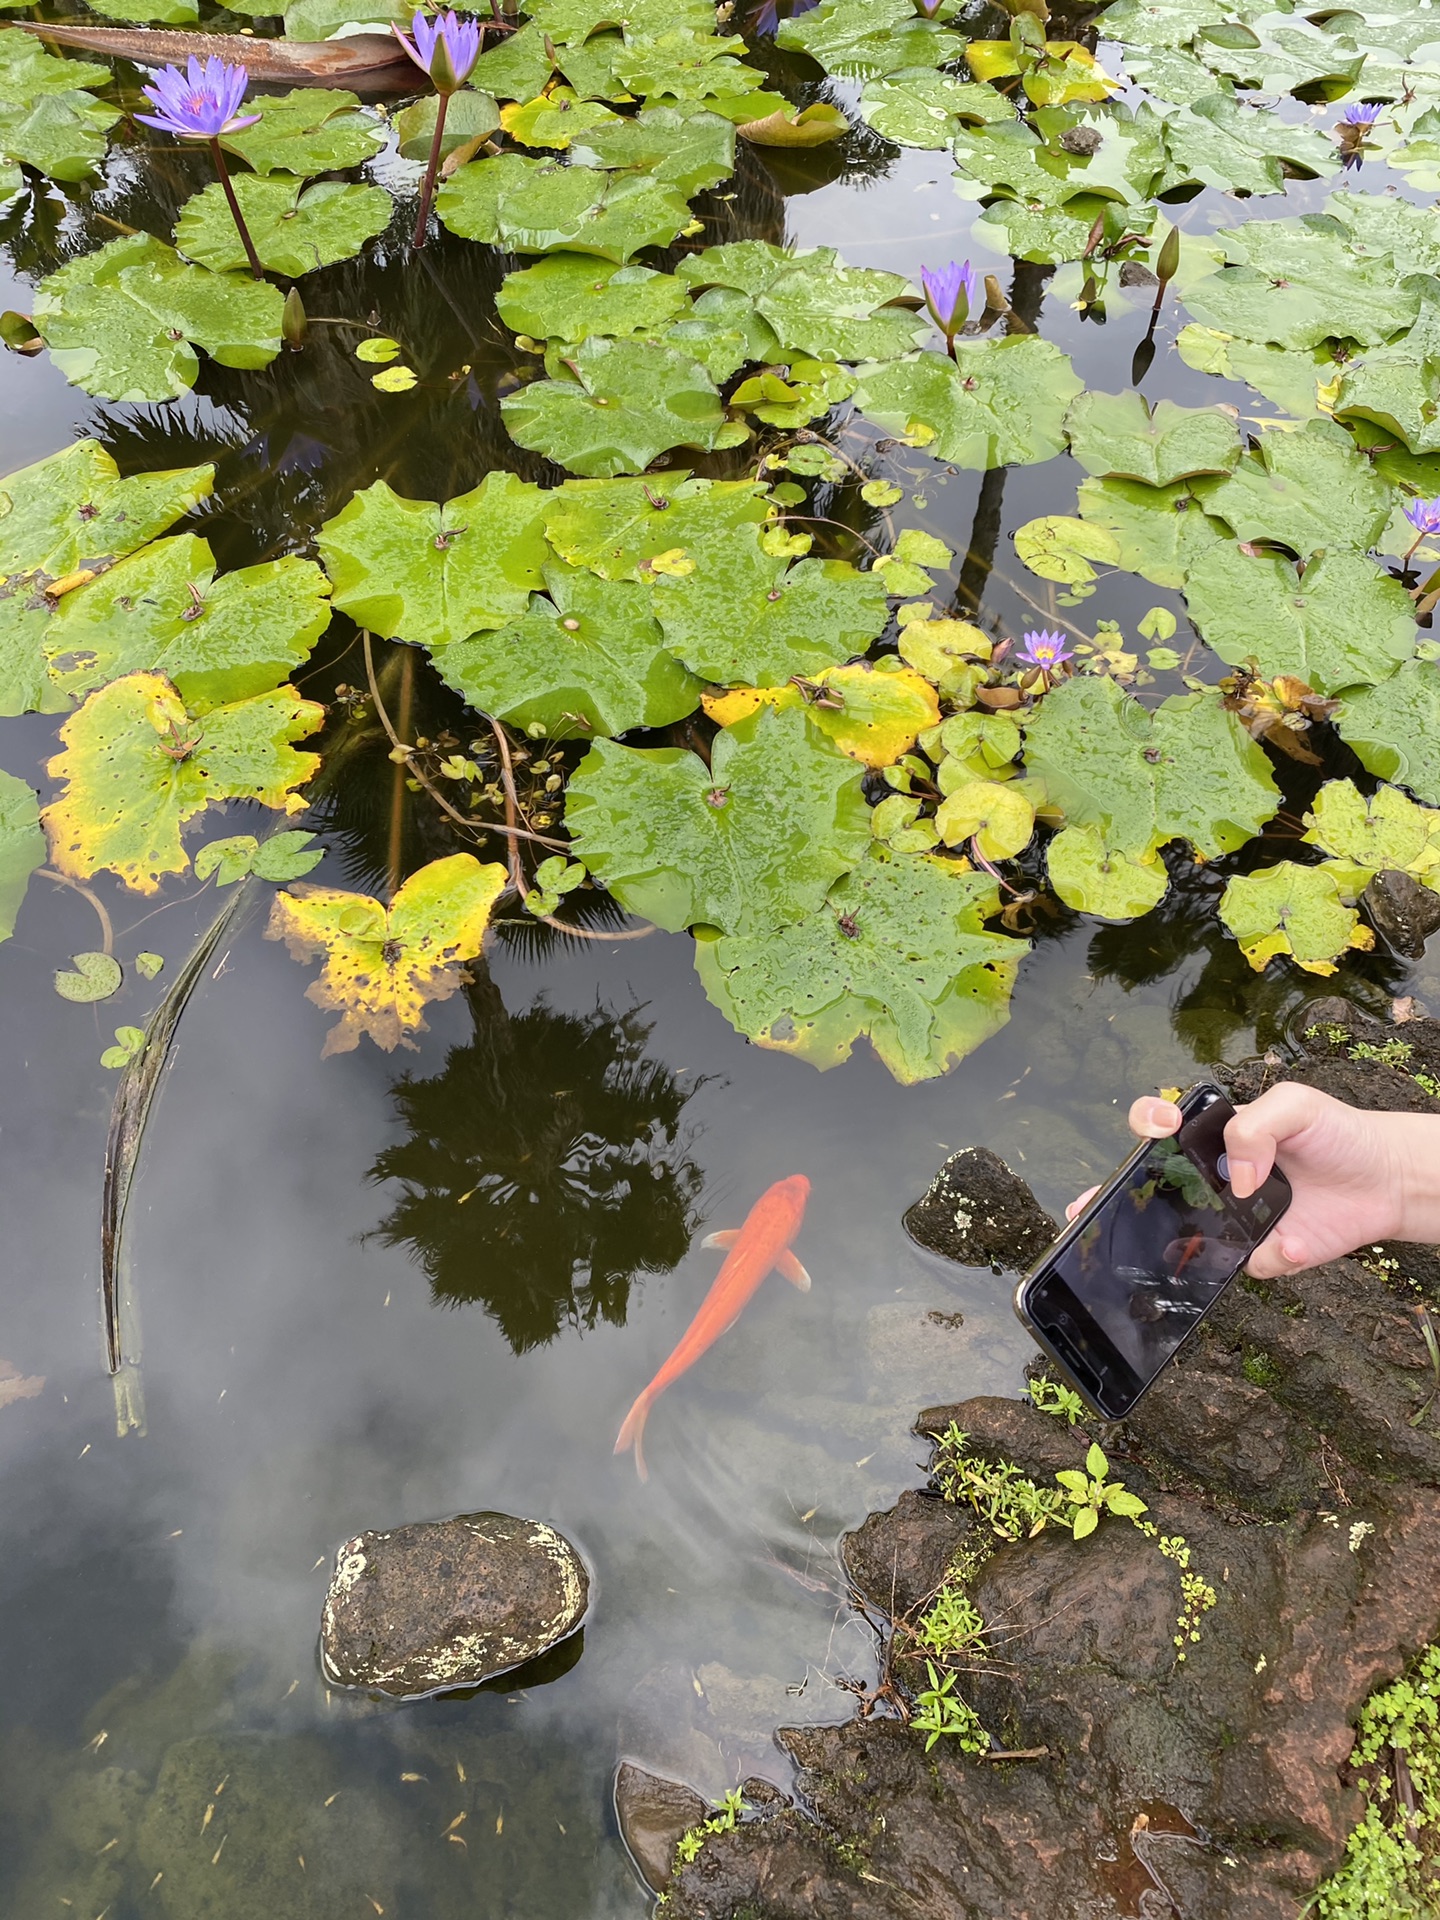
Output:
266,853,508,1056
737,103,848,147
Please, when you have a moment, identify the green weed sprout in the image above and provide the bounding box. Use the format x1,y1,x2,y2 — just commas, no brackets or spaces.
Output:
910,1662,988,1754
1056,1441,1150,1540
673,1789,746,1869
1028,1375,1086,1424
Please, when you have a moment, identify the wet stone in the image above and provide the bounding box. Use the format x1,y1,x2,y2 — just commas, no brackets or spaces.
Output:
901,1145,1057,1271
320,1511,588,1697
614,1762,706,1894
1362,868,1440,959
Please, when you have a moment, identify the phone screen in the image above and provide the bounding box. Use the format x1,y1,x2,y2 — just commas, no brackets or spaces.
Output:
1018,1088,1291,1417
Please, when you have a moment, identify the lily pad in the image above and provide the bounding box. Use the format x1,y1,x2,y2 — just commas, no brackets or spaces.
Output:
394,89,501,164
1332,285,1440,454
852,339,1083,471
1046,824,1170,919
175,176,392,278
317,473,549,648
53,950,122,1003
1063,390,1243,486
778,0,964,81
703,663,940,767
1327,189,1440,280
0,768,43,943
437,153,692,262
951,120,1099,208
564,704,872,935
0,78,119,181
43,671,323,894
612,28,766,104
468,21,557,102
218,87,386,175
1174,324,1331,420
33,232,284,403
965,36,1118,106
429,562,703,737
1183,544,1415,693
501,337,732,478
857,68,1013,147
496,254,687,344
266,853,508,1056
737,101,849,145
1014,516,1121,586
676,243,925,364
84,0,196,23
1303,776,1440,882
1218,860,1374,973
1192,418,1391,555
1076,476,1229,589
540,474,771,580
694,848,1024,1083
936,778,1036,859
573,105,736,196
502,87,622,150
1180,213,1418,350
526,0,716,40
1334,661,1440,805
45,536,331,710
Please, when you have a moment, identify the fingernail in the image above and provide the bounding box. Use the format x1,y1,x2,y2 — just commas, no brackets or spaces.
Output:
1229,1158,1257,1198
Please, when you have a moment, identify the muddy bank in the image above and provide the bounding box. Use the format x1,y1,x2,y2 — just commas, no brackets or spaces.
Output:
665,1014,1440,1918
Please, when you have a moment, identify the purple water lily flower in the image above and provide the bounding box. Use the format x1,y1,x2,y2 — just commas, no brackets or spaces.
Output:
135,56,261,139
1404,497,1440,537
913,0,945,17
1016,629,1074,674
394,9,482,92
1339,101,1384,127
920,260,981,351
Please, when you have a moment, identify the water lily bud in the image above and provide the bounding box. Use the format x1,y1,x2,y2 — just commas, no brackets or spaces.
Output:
1155,224,1181,287
282,285,308,349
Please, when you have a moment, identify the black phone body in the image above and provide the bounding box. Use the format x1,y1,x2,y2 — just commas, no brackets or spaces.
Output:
1013,1083,1292,1420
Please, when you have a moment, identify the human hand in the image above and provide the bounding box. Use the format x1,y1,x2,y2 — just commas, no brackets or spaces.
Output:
1066,1083,1431,1279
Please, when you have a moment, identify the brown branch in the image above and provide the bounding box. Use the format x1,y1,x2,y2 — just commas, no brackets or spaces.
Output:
39,867,114,956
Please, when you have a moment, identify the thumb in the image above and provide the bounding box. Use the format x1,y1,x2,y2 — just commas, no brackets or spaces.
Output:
1223,1082,1335,1199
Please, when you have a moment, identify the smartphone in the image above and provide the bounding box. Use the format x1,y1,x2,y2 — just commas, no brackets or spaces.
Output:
1013,1083,1292,1420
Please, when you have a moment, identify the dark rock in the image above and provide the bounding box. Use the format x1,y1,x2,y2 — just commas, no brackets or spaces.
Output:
902,1146,1058,1271
1119,260,1159,287
843,1489,974,1619
320,1512,587,1698
1362,869,1440,958
1126,1354,1328,1515
614,1763,706,1895
916,1392,1092,1482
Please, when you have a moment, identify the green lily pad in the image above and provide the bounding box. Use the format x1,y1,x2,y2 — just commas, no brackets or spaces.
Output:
282,0,410,33
43,671,323,894
1022,675,1279,861
565,703,872,935
468,23,556,103
85,0,196,23
652,538,890,685
935,777,1036,858
1119,44,1237,101
502,87,622,150
676,242,925,363
1063,390,1243,486
1181,213,1418,349
0,77,119,181
695,849,1025,1083
1184,544,1416,693
429,561,702,737
540,473,771,580
1076,475,1229,589
857,68,1013,147
0,33,110,96
1191,418,1391,555
1014,515,1121,586
317,473,549,647
53,949,122,1002
1218,860,1374,973
33,232,284,403
501,337,732,478
612,28,766,104
45,536,331,711
1332,284,1440,453
1174,325,1331,419
175,176,392,278
1101,0,1272,54
526,0,716,41
852,339,1083,470
778,0,963,80
951,119,1098,208
437,152,692,261
0,768,43,943
1197,17,1366,97
1046,824,1170,919
1304,776,1440,881
218,87,386,175
573,105,736,196
1327,188,1440,279
0,438,213,717
973,195,1127,269
394,89,501,164
496,253,687,345
1334,661,1440,805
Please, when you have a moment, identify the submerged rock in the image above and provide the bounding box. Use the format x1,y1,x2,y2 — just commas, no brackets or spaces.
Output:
1362,868,1440,959
320,1511,588,1697
614,1762,706,1894
901,1145,1057,1271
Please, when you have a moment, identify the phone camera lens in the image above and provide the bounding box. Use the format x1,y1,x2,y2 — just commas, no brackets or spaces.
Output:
1217,1151,1231,1184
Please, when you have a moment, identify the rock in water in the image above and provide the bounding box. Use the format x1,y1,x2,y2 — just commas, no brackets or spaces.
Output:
614,1763,707,1894
320,1512,588,1697
1362,869,1440,959
902,1145,1057,1271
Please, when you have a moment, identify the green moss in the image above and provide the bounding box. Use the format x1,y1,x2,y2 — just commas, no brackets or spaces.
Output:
1242,1349,1282,1390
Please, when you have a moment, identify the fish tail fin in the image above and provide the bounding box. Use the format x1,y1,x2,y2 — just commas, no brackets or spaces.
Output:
614,1392,652,1482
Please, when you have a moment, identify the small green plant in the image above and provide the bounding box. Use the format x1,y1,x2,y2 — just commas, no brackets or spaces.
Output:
1417,1071,1440,1101
1313,1643,1440,1917
909,1661,988,1754
1348,1038,1415,1069
1027,1375,1086,1424
915,1584,987,1658
673,1789,746,1869
1056,1441,1150,1540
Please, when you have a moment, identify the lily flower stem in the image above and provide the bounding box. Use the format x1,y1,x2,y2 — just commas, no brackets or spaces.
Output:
207,137,265,280
413,92,450,250
1404,530,1426,572
968,837,1022,896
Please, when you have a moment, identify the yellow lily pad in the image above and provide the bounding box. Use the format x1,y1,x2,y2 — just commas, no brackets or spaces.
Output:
898,615,992,701
737,102,849,146
936,778,1036,860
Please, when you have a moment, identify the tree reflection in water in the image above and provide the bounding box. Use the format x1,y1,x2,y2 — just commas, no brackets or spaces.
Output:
367,968,707,1352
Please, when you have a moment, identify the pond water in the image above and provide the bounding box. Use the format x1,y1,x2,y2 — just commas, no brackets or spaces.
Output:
3,2,1440,1913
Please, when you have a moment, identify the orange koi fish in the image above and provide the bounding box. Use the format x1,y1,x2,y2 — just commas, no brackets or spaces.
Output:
614,1174,811,1481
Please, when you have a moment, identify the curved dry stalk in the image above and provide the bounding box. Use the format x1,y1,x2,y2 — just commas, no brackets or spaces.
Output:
39,867,114,956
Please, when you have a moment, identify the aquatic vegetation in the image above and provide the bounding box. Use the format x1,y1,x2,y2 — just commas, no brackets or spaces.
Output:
136,58,266,279
918,258,979,353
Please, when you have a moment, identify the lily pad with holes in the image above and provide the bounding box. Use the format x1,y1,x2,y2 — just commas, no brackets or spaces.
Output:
218,87,386,175
501,337,734,478
675,243,925,364
318,473,549,648
701,663,940,768
565,704,872,936
43,672,323,894
540,474,772,580
495,254,688,345
694,848,1023,1083
266,854,508,1056
436,153,692,262
1335,661,1440,806
857,68,1013,147
1046,824,1170,919
175,177,393,278
1219,860,1375,973
1191,418,1392,556
1183,544,1415,693
32,232,284,403
1075,476,1233,589
428,562,703,737
1063,390,1243,486
0,768,43,943
852,339,1083,471
44,536,331,711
